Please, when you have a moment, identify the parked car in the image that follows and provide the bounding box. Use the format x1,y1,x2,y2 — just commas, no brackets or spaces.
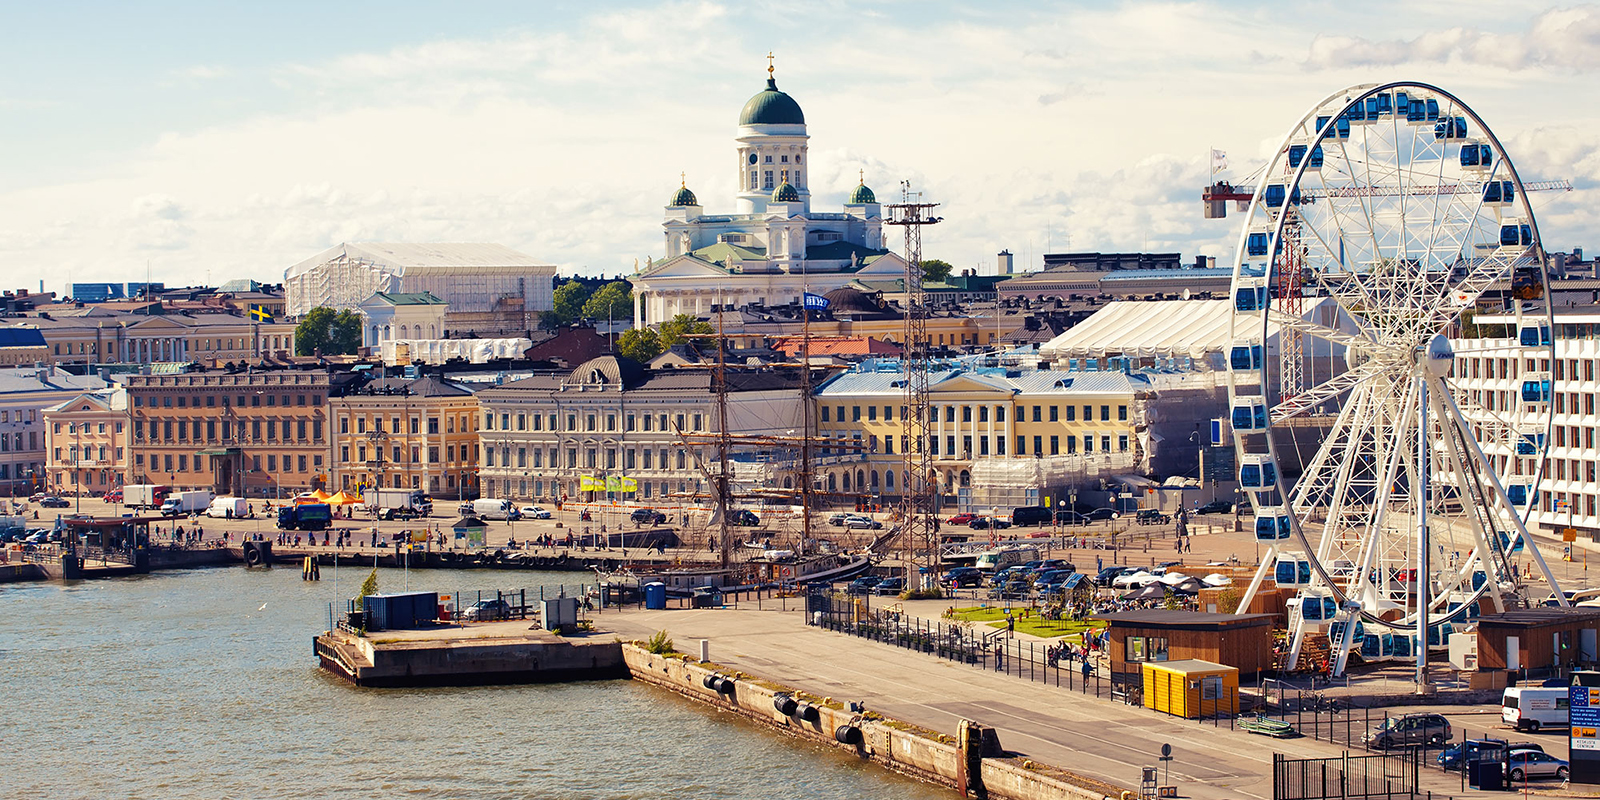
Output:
828,513,851,527
1363,713,1451,748
969,517,1011,530
1083,508,1119,521
942,567,984,588
843,516,882,530
39,496,70,508
1011,506,1053,527
874,577,906,596
1195,499,1234,515
1507,750,1568,782
1438,739,1508,772
519,505,552,520
103,489,123,504
1037,559,1072,571
1054,510,1088,525
846,576,882,595
382,507,419,521
460,599,512,621
1095,566,1133,586
731,509,760,526
947,513,977,526
631,508,667,525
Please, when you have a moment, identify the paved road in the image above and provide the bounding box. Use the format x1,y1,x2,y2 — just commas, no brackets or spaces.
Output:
597,606,1496,800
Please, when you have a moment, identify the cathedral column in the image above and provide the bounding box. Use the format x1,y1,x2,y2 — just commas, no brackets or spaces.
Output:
634,289,644,329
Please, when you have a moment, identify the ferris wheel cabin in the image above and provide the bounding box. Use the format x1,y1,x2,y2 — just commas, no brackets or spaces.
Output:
1234,281,1269,312
1238,454,1278,490
1292,588,1338,621
1434,116,1470,140
1231,396,1269,432
1262,184,1303,209
1254,508,1292,541
1229,341,1264,371
1458,143,1494,171
1404,97,1442,124
1483,180,1515,205
1500,222,1534,248
1315,115,1352,139
1520,372,1551,404
1287,144,1324,170
1518,322,1551,347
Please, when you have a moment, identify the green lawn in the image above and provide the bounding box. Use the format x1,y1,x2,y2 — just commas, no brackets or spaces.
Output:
946,606,1095,639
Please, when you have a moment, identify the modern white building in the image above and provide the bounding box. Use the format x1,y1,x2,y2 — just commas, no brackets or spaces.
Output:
1452,307,1600,538
631,66,909,327
284,243,558,330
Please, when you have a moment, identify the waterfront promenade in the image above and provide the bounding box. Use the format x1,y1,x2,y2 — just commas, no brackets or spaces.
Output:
599,606,1487,800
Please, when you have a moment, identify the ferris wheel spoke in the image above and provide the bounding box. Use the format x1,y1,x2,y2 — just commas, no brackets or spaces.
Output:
1270,359,1389,423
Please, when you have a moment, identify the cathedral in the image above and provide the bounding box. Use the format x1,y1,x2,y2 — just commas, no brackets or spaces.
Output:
631,62,909,327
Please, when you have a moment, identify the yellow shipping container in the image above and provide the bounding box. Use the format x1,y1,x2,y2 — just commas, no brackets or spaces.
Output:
1141,659,1239,718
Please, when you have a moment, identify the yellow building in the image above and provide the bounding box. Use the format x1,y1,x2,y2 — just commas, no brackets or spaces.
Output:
13,308,297,366
43,388,130,497
329,375,480,500
814,366,1144,505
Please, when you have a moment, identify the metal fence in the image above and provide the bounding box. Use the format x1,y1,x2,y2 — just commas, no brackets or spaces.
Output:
1273,751,1419,800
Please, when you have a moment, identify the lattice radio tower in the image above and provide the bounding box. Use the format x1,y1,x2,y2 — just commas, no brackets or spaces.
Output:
886,182,942,586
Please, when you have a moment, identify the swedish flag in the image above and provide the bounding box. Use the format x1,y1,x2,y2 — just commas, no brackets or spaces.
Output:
249,304,274,322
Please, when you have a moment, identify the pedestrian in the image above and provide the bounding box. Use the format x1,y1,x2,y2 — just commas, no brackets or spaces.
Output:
1082,657,1092,683
1006,613,1015,637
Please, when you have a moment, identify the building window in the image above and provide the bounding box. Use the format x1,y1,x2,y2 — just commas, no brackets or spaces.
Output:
961,406,972,423
1016,435,1025,455
822,407,830,423
1032,406,1041,422
1033,435,1042,455
1065,406,1075,421
1049,436,1059,455
1125,636,1168,662
1101,405,1111,421
763,170,774,189
1049,406,1059,422
1118,405,1128,421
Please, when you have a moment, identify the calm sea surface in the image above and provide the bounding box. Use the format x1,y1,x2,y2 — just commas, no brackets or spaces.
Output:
0,565,950,800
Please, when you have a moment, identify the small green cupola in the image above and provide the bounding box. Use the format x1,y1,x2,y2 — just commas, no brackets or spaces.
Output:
849,171,876,204
771,182,801,203
669,173,698,207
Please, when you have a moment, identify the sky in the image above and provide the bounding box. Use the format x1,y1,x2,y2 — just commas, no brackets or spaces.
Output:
1,0,1598,294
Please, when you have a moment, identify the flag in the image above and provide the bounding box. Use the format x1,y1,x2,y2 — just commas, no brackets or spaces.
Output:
1210,149,1228,175
620,477,638,493
803,292,830,310
580,475,599,492
249,304,274,322
605,475,621,493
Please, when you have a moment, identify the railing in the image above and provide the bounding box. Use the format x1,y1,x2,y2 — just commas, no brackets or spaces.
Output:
1274,751,1419,800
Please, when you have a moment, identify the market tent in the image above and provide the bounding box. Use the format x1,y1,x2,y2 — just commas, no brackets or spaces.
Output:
311,489,333,501
1121,582,1169,601
327,491,361,505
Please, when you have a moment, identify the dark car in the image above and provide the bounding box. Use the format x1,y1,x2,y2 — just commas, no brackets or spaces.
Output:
1096,566,1133,587
731,509,760,526
1011,506,1053,527
631,508,668,525
1438,739,1508,772
874,577,906,596
846,576,882,595
39,497,70,508
1054,510,1088,525
1084,508,1119,521
1196,499,1235,515
942,567,984,588
969,517,1011,530
382,507,419,521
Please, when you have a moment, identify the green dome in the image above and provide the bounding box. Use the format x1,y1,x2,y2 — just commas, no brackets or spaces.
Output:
739,78,805,126
771,182,801,203
849,182,876,204
670,185,698,207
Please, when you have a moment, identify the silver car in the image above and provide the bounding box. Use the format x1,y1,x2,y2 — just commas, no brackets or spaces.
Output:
1507,749,1569,782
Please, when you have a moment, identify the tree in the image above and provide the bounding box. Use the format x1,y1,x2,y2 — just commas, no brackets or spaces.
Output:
920,258,954,284
548,280,592,327
294,307,364,356
582,281,633,323
356,567,378,602
616,327,663,362
658,313,714,348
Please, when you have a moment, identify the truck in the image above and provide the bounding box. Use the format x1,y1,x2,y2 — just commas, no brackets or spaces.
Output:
277,503,333,531
204,496,250,519
461,498,518,521
974,546,1040,573
368,488,432,519
123,484,170,509
159,490,215,516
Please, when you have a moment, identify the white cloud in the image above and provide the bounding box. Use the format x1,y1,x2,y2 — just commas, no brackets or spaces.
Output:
1305,5,1600,71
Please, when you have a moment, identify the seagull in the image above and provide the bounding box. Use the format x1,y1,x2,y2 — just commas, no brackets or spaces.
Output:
258,602,268,611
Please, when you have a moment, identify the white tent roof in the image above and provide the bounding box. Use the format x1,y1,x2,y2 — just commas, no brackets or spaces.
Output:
1039,297,1337,361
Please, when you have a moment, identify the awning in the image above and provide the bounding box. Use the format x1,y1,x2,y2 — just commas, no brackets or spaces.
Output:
195,447,242,456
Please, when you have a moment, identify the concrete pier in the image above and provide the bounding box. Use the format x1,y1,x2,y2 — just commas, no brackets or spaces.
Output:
314,621,626,687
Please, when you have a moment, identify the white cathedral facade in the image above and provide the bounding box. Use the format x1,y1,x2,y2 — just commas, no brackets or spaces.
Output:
630,66,909,327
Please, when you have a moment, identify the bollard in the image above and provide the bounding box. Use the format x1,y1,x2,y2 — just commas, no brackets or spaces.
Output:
699,639,710,663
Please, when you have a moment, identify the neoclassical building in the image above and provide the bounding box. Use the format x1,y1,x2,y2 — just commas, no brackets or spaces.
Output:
631,65,909,327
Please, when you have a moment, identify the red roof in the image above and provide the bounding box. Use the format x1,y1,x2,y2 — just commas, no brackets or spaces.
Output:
771,336,902,357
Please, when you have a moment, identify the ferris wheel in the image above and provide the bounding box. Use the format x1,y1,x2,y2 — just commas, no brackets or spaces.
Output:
1226,82,1567,676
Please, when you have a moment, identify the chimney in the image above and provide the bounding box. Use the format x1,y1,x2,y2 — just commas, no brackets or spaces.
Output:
997,250,1013,275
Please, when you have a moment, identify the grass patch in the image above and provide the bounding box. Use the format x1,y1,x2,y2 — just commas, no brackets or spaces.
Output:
946,606,1095,639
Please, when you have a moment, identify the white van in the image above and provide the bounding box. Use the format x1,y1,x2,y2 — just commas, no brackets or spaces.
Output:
468,498,519,521
1502,687,1569,732
205,497,250,519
